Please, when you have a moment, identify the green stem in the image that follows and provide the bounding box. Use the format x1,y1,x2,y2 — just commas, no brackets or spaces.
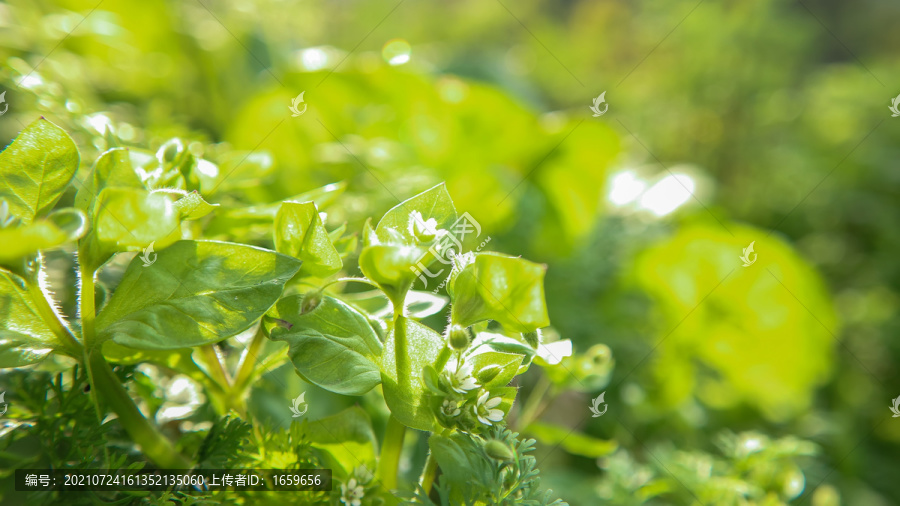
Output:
25,279,81,356
419,452,438,495
199,344,231,390
393,310,410,392
86,349,191,469
377,415,407,491
232,324,267,393
78,262,97,349
517,374,553,429
434,345,452,372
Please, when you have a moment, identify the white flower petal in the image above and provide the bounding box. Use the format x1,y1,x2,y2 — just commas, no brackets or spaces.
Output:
485,397,502,409
488,409,504,422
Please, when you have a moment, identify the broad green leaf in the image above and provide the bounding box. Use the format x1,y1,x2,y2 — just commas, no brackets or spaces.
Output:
524,422,618,458
0,270,62,367
74,147,144,211
83,187,181,269
95,240,301,349
172,190,218,220
358,243,426,305
375,183,457,244
274,201,342,278
380,319,443,431
0,208,87,263
428,432,491,489
449,252,549,333
299,406,378,470
0,118,79,224
266,295,382,396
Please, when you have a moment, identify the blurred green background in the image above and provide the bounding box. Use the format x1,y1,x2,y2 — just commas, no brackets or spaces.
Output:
1,0,899,504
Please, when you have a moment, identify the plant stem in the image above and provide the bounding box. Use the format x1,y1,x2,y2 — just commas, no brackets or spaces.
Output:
434,345,451,372
25,278,81,356
78,262,97,349
199,344,231,390
377,415,407,491
419,452,438,495
86,349,191,469
393,310,410,392
517,374,552,429
232,324,267,393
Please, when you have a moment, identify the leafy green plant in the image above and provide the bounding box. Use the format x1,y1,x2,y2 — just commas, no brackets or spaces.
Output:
0,117,571,504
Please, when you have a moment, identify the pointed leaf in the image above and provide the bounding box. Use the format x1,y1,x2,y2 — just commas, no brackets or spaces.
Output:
0,270,61,367
0,208,87,263
0,118,79,224
380,320,443,431
95,240,301,349
375,183,457,244
274,201,342,277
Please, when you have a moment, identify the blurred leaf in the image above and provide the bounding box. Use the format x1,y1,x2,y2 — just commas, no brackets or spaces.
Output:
358,243,426,306
0,118,79,224
633,224,835,420
0,208,87,263
525,422,617,458
300,406,378,466
82,187,181,270
274,201,342,278
75,147,144,212
267,295,382,396
173,190,218,220
95,240,301,349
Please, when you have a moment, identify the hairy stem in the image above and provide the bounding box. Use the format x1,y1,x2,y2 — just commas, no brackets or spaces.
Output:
86,349,191,469
377,415,407,491
419,452,438,495
78,262,97,348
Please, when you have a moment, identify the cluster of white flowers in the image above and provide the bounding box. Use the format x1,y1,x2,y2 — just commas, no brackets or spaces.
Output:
438,358,505,427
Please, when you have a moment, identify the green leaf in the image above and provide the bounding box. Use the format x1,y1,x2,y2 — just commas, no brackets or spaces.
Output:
375,183,457,244
0,208,87,263
75,147,144,212
0,118,80,224
274,201,342,278
300,406,378,468
173,190,218,220
449,252,549,333
266,295,382,396
94,240,301,349
524,421,618,458
82,187,181,269
428,432,491,488
0,270,61,367
380,320,443,431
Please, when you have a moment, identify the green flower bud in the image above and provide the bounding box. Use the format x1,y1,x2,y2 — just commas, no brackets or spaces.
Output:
474,364,501,384
447,324,471,351
523,329,542,348
483,439,514,461
157,138,186,166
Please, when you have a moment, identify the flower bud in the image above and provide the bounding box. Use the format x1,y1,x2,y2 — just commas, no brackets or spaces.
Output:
523,329,542,348
447,324,471,351
475,364,501,384
483,439,514,461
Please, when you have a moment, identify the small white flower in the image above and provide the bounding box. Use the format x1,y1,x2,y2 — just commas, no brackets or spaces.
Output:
441,399,461,417
474,390,504,426
447,362,479,394
408,210,447,241
340,478,364,506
